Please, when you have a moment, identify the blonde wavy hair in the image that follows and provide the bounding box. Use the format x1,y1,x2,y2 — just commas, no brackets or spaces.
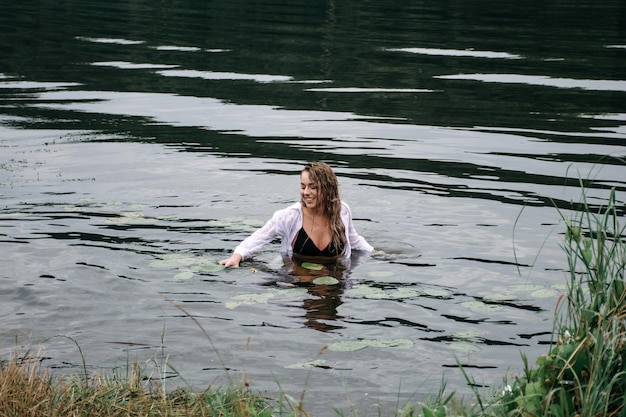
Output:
302,162,346,253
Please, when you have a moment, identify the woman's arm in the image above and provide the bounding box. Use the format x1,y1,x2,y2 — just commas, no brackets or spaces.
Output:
220,252,243,267
219,208,287,267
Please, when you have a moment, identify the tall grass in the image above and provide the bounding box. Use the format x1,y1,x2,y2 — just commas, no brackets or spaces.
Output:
418,187,626,417
499,187,625,417
537,187,625,416
0,349,272,417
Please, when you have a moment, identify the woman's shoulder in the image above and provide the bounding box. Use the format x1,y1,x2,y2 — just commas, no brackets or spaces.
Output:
272,202,302,218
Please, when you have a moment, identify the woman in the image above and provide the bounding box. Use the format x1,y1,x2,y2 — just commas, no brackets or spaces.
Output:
220,162,374,267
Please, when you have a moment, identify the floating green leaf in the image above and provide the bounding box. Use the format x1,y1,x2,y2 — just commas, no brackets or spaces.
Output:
345,285,389,299
225,288,307,309
173,270,194,281
225,292,276,309
450,341,481,353
190,260,226,273
301,262,324,270
231,293,275,303
387,288,421,299
150,253,225,274
150,253,199,268
531,288,559,298
106,211,154,224
367,339,414,349
313,276,339,285
285,359,327,369
327,338,413,352
453,330,482,344
327,340,371,352
461,300,502,312
276,288,308,297
422,288,452,298
345,284,420,300
483,293,518,302
453,330,481,341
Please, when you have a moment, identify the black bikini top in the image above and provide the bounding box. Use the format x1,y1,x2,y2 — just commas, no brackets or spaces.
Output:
293,227,344,257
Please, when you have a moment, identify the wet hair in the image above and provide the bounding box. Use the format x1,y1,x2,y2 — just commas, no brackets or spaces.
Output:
302,162,346,253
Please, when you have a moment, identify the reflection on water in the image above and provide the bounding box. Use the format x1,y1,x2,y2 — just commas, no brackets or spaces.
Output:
435,73,626,92
1,0,625,414
285,258,349,333
266,254,368,332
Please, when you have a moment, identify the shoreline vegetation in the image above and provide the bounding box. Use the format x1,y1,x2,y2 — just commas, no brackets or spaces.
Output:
2,187,624,417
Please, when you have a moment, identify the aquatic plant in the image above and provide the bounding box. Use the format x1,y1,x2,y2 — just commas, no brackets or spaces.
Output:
416,187,625,417
497,187,626,417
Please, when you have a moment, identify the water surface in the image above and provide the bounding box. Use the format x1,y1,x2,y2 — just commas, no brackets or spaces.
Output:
1,1,625,414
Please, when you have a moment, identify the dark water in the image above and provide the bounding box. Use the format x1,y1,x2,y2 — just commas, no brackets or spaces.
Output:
1,1,625,414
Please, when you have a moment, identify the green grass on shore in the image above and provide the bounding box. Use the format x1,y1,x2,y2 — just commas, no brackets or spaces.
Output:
0,352,272,417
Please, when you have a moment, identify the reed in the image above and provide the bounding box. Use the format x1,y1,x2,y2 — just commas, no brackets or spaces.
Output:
417,186,625,417
516,186,626,417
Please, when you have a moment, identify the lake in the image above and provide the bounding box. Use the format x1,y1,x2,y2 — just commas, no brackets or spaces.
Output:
1,0,625,414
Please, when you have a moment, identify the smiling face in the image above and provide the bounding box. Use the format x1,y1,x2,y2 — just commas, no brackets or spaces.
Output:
300,170,321,211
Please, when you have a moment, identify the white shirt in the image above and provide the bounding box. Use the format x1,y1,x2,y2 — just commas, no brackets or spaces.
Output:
233,201,373,261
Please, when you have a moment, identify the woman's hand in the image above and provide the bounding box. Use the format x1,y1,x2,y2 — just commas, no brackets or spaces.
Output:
219,253,242,268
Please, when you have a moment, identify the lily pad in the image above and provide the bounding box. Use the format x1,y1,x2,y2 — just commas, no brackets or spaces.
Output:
150,254,225,274
461,300,502,313
106,212,154,225
231,293,275,303
173,270,194,281
345,284,421,300
190,260,226,273
531,288,559,298
450,341,481,353
367,339,414,349
285,359,327,369
387,288,421,299
313,276,339,285
327,338,413,352
276,288,309,297
422,288,452,298
508,284,545,292
453,330,481,342
345,285,389,299
150,253,199,268
483,293,518,302
225,288,308,309
301,262,324,271
326,340,371,352
225,293,276,309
